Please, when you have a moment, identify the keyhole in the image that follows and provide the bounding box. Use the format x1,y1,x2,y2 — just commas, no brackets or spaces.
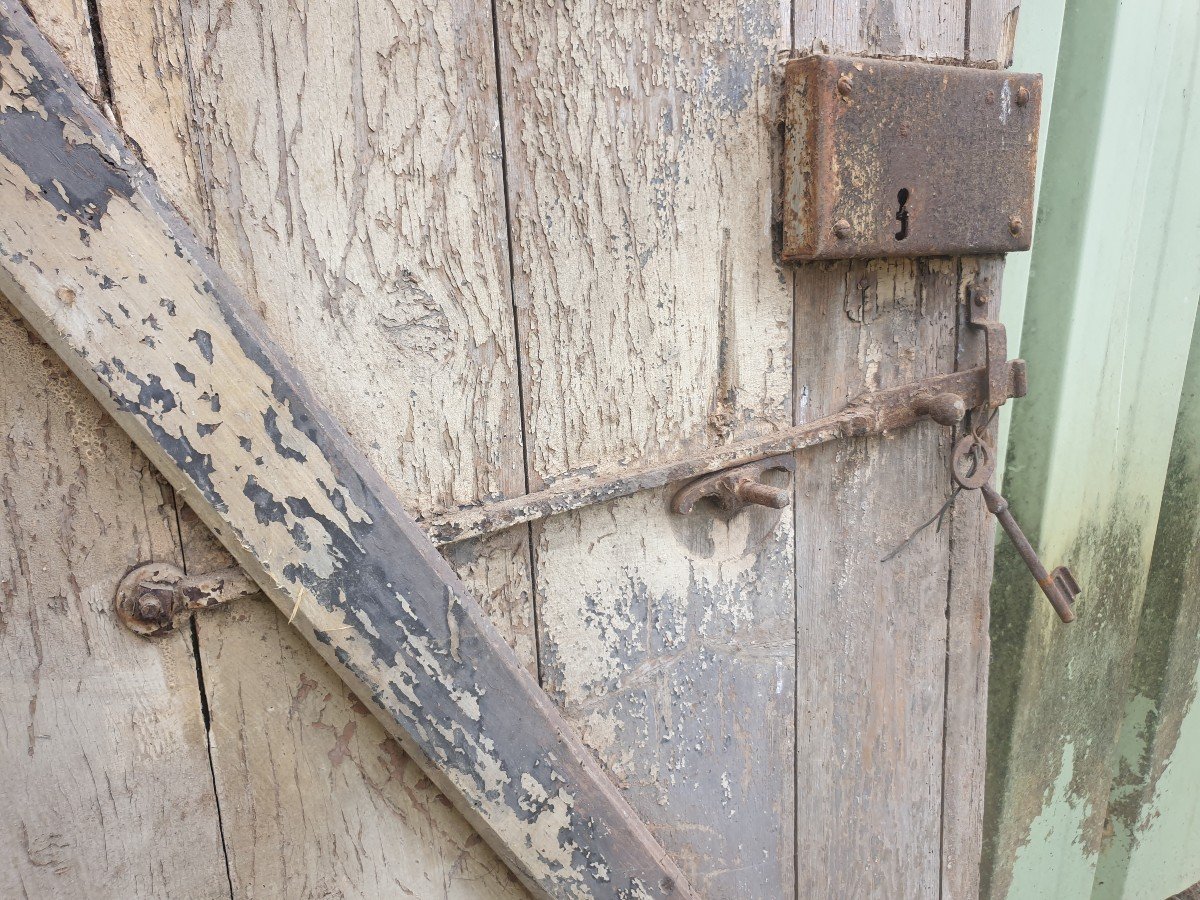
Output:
895,188,910,240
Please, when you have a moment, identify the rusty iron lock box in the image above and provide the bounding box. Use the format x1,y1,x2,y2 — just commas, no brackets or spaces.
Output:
781,55,1042,261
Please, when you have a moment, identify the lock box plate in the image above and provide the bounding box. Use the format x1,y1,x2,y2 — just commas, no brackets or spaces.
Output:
781,55,1042,261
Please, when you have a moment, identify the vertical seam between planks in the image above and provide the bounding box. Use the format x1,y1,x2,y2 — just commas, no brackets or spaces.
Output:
170,480,236,898
963,0,974,65
487,0,543,684
938,259,967,900
167,8,234,892
786,8,798,896
82,0,115,110
788,7,799,899
790,253,800,900
189,615,237,899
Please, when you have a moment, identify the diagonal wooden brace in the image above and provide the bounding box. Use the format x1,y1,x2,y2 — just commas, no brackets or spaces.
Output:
0,6,691,897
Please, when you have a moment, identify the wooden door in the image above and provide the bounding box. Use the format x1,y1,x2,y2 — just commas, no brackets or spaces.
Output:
3,0,1020,897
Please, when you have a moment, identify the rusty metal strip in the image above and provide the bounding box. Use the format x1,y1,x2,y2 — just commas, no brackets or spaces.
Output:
424,361,1026,544
0,7,692,897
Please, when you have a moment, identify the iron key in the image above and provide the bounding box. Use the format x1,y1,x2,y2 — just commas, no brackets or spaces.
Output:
979,483,1079,623
952,433,1079,624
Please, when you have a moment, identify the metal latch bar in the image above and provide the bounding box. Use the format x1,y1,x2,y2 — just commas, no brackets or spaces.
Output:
424,359,1026,544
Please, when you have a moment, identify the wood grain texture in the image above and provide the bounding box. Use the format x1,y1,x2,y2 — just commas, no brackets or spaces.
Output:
788,5,1005,895
1,6,228,897
0,8,690,896
968,0,1021,68
92,0,207,231
793,259,957,897
93,0,539,894
0,304,229,898
25,0,98,98
495,3,796,896
944,8,1017,894
940,257,1002,900
180,508,528,900
794,0,966,61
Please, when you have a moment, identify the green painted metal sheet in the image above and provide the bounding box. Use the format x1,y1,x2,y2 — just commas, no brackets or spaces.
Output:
995,0,1068,491
1093,318,1200,899
983,0,1200,895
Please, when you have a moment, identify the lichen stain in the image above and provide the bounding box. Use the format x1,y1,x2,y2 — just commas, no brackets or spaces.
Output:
1102,437,1200,849
984,508,1153,899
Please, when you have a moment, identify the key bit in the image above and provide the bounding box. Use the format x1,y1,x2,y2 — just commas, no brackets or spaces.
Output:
981,483,1078,623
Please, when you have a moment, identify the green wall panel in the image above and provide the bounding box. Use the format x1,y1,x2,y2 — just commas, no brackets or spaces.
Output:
983,0,1200,895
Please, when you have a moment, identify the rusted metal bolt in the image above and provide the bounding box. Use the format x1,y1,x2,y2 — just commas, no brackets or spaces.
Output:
837,74,853,97
732,478,790,510
1009,215,1023,236
137,595,165,620
914,393,967,427
1016,85,1030,107
833,218,852,239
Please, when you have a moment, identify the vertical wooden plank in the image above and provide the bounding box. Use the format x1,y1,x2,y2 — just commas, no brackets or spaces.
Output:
793,259,958,897
0,303,229,898
94,0,535,895
941,257,1003,900
943,7,1023,897
90,0,207,232
967,0,1021,68
1,8,227,896
791,2,976,894
794,0,965,61
495,3,796,897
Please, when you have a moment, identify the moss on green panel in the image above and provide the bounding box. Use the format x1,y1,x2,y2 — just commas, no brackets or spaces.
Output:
1092,321,1200,899
984,0,1200,893
984,511,1153,900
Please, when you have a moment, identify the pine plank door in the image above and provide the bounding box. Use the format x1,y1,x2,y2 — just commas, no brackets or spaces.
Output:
2,0,1020,897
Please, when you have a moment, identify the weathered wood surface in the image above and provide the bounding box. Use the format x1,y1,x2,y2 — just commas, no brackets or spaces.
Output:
91,0,538,893
25,0,96,97
495,3,796,896
0,6,689,896
0,301,230,898
794,0,966,61
1,0,1026,894
968,0,1022,68
794,257,957,897
1,3,229,896
791,2,1016,895
942,257,1004,900
181,511,529,900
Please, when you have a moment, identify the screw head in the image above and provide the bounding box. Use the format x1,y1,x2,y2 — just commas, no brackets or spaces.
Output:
137,595,164,620
837,75,853,97
1009,215,1023,236
1016,85,1030,107
833,218,852,239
